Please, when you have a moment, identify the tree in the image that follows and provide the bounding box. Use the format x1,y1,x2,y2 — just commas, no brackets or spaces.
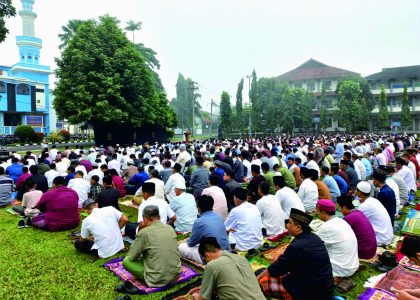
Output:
58,19,86,49
319,83,329,132
337,76,374,111
401,83,412,130
337,79,362,132
359,98,370,131
235,78,244,130
378,85,390,130
125,20,142,43
219,91,232,137
0,0,16,44
54,16,176,132
279,88,312,133
170,73,201,130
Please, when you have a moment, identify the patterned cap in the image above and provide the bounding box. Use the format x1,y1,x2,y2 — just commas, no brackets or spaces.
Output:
289,208,313,226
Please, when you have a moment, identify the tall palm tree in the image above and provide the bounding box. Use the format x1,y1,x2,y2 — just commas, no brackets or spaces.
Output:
125,20,142,43
58,19,84,49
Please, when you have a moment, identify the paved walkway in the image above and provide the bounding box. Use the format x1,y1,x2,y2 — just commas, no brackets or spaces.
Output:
5,141,95,152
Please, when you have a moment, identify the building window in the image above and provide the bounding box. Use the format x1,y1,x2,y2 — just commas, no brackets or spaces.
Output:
323,80,332,90
36,88,44,93
37,100,41,104
0,82,6,93
294,82,302,88
307,81,315,92
391,83,404,89
17,84,30,95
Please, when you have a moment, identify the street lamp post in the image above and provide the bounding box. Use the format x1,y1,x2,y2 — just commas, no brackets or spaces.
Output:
246,75,252,137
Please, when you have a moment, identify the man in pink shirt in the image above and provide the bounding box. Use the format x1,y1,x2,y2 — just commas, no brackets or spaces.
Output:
34,176,80,232
201,174,228,219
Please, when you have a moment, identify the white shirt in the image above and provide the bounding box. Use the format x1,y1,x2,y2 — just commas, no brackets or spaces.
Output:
385,178,400,214
316,217,359,277
135,177,165,200
68,177,91,208
49,149,58,160
75,165,87,178
201,186,228,220
56,161,68,176
256,194,285,236
306,160,320,176
358,197,393,246
376,153,387,166
169,192,197,233
137,196,175,224
225,201,263,251
164,172,185,202
242,159,252,179
407,161,417,181
397,165,416,192
298,178,319,212
87,169,104,185
81,207,124,258
44,169,60,188
275,186,305,218
108,159,121,175
354,159,366,181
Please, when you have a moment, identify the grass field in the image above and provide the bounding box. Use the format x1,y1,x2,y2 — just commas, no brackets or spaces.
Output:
0,198,415,300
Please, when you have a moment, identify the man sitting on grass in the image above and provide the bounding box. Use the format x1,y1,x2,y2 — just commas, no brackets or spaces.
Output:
123,205,181,287
33,176,80,232
13,179,43,228
193,237,265,300
0,166,14,208
315,199,359,283
75,199,128,258
257,208,334,299
337,195,377,259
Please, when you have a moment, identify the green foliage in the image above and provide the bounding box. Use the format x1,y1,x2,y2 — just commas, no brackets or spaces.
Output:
125,20,142,43
401,83,412,130
14,125,36,142
337,76,374,111
0,0,16,44
320,83,329,131
337,79,362,132
170,74,201,130
359,98,370,131
378,85,390,130
58,19,86,49
54,16,176,130
48,131,64,143
235,78,244,129
280,88,313,133
219,91,232,136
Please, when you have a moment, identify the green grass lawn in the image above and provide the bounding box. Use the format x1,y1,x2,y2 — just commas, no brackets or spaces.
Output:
2,199,414,300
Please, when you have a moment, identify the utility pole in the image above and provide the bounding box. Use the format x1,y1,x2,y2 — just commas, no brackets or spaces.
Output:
210,99,213,139
189,81,199,136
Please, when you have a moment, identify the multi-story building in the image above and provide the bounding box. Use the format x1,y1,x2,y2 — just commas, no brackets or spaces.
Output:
366,65,420,131
0,0,53,135
277,58,359,131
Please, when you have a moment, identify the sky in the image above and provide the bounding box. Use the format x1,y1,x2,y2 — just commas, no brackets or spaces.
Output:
1,0,420,113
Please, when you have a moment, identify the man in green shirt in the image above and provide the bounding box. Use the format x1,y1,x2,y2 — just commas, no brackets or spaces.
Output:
274,164,297,190
193,237,265,300
123,205,181,287
261,162,276,194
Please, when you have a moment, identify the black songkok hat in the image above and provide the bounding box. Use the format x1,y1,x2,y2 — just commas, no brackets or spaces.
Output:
234,187,248,201
340,160,350,166
289,208,313,226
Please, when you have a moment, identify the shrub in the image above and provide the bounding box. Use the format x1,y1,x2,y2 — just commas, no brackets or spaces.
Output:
59,129,70,141
14,125,36,143
48,131,64,143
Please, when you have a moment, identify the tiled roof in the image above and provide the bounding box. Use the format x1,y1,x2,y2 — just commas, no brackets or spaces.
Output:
277,58,360,81
365,65,420,80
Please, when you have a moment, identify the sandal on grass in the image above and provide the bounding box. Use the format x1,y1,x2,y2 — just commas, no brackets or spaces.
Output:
245,248,260,259
336,278,356,294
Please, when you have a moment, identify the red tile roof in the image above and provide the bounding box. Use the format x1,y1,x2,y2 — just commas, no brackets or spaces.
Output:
277,58,360,81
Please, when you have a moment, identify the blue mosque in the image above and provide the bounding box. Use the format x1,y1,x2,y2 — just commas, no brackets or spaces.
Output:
0,0,54,135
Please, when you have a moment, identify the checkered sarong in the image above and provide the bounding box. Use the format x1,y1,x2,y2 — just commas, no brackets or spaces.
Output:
259,274,293,300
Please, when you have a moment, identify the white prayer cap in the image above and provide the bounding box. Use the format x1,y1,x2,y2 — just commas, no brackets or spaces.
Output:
357,181,371,194
175,181,186,189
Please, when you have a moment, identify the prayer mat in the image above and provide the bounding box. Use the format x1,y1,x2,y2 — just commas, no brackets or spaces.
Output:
401,209,420,235
266,230,289,242
161,280,201,300
399,256,420,272
358,287,396,300
374,265,420,292
249,257,268,272
103,257,200,295
5,208,21,216
261,243,289,262
119,200,139,209
181,257,205,271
